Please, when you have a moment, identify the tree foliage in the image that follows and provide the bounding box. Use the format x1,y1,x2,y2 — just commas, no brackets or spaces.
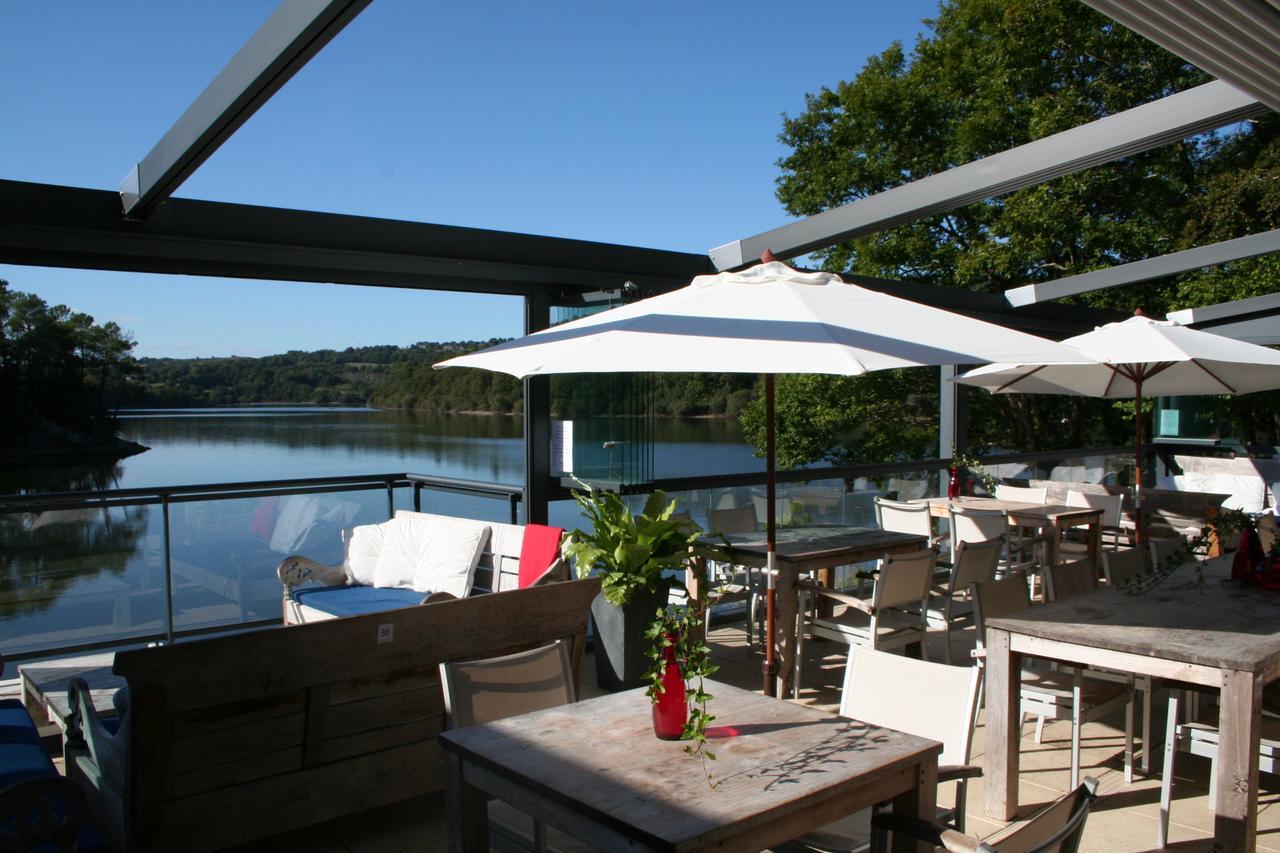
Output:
749,0,1280,465
0,280,139,449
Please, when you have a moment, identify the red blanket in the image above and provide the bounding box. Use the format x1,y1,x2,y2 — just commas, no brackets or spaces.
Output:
518,524,565,588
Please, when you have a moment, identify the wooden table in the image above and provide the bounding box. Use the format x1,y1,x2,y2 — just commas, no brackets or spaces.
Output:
19,652,121,730
914,496,1102,570
696,527,928,698
440,679,941,852
983,557,1280,849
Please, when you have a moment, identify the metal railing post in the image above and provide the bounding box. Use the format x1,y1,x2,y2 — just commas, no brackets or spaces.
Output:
413,482,422,512
509,494,519,525
386,482,395,519
161,495,176,645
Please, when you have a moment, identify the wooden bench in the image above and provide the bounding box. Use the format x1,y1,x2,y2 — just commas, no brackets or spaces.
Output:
62,577,600,853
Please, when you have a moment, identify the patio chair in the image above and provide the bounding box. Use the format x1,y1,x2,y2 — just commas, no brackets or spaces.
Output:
704,506,764,647
995,483,1048,505
908,536,1003,664
1157,692,1280,848
439,641,576,852
1101,546,1149,586
870,776,1099,853
971,574,1135,788
793,547,935,698
783,647,983,852
1060,489,1128,554
950,505,1038,583
1149,535,1187,573
1043,558,1096,602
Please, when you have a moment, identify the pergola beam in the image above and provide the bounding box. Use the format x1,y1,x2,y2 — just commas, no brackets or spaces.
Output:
709,80,1265,270
1168,291,1280,327
2,179,714,300
1004,229,1280,307
120,0,372,219
1083,0,1280,114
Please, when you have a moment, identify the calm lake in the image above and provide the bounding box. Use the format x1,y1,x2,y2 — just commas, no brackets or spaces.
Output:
1,408,765,662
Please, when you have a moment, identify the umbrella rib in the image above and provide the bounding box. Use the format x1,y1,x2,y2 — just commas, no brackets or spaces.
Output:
1101,365,1124,397
995,365,1047,393
1188,359,1239,394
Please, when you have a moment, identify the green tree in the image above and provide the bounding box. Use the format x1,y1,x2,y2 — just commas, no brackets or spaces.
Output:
748,0,1279,465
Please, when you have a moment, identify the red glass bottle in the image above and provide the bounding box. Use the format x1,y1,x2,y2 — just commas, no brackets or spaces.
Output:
947,466,961,499
651,636,688,740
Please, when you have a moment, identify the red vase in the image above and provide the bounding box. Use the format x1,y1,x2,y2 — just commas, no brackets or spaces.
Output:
651,637,688,740
947,466,961,499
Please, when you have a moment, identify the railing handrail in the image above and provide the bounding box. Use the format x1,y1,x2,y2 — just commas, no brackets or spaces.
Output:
0,472,523,515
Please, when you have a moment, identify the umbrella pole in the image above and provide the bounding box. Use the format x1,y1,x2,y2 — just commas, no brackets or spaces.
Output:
763,373,778,697
1134,377,1144,544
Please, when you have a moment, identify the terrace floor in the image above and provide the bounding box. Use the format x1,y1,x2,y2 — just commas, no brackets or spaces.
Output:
213,615,1278,852
9,603,1276,851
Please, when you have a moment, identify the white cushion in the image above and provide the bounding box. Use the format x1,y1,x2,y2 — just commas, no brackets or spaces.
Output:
349,514,490,597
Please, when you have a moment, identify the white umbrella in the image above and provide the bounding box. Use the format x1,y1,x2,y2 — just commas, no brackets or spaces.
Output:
955,312,1280,536
437,260,1087,696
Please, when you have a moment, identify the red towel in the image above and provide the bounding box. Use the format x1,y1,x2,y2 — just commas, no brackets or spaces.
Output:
249,496,278,541
518,524,565,589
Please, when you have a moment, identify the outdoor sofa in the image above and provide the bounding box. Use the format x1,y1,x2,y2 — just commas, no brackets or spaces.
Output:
275,510,567,623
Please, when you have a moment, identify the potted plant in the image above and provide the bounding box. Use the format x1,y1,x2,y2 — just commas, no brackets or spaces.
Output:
562,485,720,690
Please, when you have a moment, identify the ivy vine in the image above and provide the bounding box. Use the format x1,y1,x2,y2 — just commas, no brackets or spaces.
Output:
949,447,1000,495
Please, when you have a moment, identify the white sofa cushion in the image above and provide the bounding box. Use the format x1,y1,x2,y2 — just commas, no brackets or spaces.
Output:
346,514,490,597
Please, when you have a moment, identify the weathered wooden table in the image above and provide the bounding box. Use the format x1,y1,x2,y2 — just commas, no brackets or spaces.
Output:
439,679,941,852
695,527,928,698
983,557,1280,849
19,652,121,729
915,496,1102,570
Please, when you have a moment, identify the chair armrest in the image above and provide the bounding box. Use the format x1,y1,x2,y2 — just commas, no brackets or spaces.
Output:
795,579,875,615
276,555,346,589
869,813,983,852
525,557,570,588
421,591,457,605
66,677,129,797
938,764,983,784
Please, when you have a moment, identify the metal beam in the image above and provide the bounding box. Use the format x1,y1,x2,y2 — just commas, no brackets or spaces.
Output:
523,293,552,525
120,0,373,219
1186,315,1280,346
1168,291,1280,326
0,179,713,299
1005,229,1280,307
1083,1,1280,114
710,80,1265,270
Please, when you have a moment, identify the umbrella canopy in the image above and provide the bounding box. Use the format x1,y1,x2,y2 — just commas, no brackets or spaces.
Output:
438,261,1087,696
955,313,1280,532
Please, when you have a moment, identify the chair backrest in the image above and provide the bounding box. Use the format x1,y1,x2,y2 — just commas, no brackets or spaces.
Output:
949,536,1004,595
1149,536,1187,571
1065,490,1123,528
970,572,1030,649
840,648,982,768
706,506,758,535
950,506,1009,545
874,497,932,538
1044,559,1097,602
985,777,1099,853
873,548,936,610
1101,547,1149,586
439,640,575,729
996,484,1048,505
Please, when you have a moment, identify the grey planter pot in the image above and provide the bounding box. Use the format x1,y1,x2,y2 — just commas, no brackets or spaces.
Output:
591,582,669,692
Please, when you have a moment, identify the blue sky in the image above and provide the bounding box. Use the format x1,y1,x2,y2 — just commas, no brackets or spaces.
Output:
1,1,938,357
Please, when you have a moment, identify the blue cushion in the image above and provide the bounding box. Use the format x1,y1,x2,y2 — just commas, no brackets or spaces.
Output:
292,585,426,618
0,699,55,789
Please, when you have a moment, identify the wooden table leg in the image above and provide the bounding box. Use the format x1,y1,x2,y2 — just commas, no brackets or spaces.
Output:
775,566,798,699
1086,516,1101,574
444,751,489,852
1214,668,1261,849
984,627,1021,821
1044,520,1060,572
891,757,938,853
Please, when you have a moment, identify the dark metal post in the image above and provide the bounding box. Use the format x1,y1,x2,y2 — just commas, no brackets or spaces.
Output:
413,482,422,512
386,482,395,519
510,494,520,526
161,496,175,645
524,291,552,525
763,373,778,697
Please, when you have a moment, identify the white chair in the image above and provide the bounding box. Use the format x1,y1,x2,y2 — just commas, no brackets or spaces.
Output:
1060,489,1127,554
439,641,575,852
996,483,1048,505
875,496,945,580
950,505,1037,580
1157,695,1280,848
913,536,1003,664
793,548,935,698
1101,546,1149,586
786,648,983,851
972,573,1136,788
704,506,764,646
